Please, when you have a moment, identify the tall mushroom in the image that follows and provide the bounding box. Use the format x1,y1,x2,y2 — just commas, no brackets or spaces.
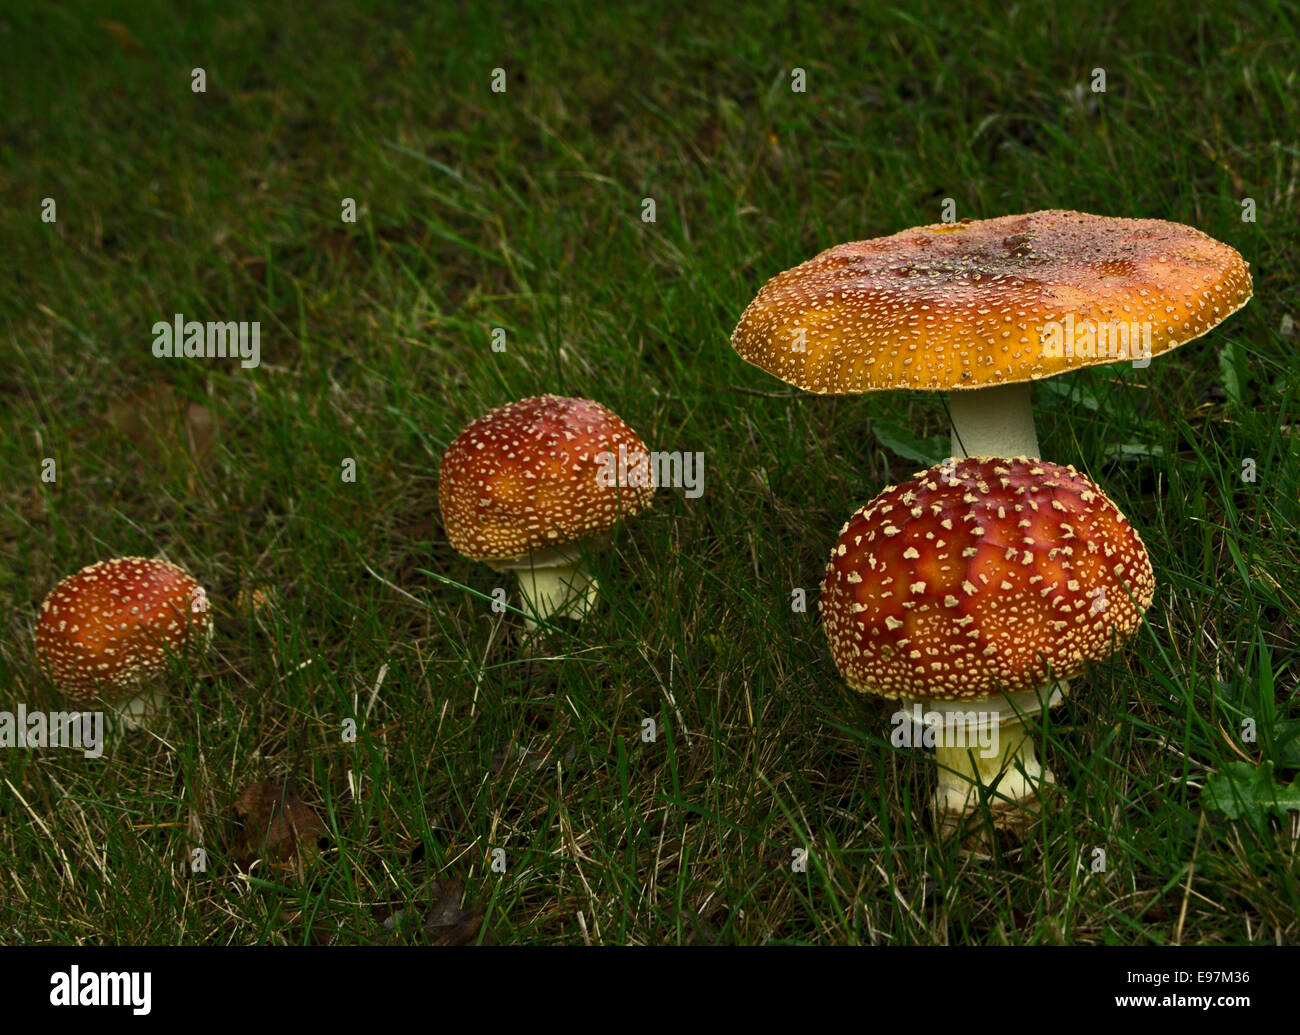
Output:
820,456,1154,832
732,210,1252,459
35,557,212,728
438,395,654,628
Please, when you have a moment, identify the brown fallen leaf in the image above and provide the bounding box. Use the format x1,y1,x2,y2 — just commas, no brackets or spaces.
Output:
100,20,143,56
103,380,217,473
184,400,215,462
232,778,329,872
376,878,496,944
684,909,719,946
316,229,358,266
424,879,495,945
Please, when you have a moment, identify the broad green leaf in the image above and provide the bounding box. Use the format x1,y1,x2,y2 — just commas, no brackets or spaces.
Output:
872,421,949,466
1272,721,1300,768
1203,760,1300,829
1218,341,1247,405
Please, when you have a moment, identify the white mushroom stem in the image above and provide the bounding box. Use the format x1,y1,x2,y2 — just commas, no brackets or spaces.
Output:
907,682,1064,828
111,687,170,731
933,715,1052,818
515,562,598,629
494,549,600,630
55,687,169,748
947,382,1040,459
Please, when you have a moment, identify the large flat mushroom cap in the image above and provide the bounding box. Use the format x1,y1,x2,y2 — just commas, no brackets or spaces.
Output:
439,395,654,563
732,210,1252,393
820,457,1154,701
35,557,212,703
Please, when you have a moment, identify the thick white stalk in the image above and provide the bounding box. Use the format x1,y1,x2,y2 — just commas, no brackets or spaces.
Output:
57,686,170,747
932,713,1053,820
114,686,169,731
912,682,1065,831
947,382,1040,459
513,561,599,630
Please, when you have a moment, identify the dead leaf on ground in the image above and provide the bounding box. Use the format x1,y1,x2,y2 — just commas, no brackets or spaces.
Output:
684,909,719,946
232,778,329,871
424,879,495,945
376,878,496,944
103,381,216,474
100,20,144,55
316,229,359,265
425,881,489,945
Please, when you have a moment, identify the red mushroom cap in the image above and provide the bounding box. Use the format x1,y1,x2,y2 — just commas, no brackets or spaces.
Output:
820,457,1154,701
35,557,212,703
438,395,654,563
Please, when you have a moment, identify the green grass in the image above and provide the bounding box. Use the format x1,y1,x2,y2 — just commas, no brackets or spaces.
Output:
1,0,1298,945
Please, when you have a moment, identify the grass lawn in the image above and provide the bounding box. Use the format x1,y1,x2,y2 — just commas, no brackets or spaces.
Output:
1,0,1298,945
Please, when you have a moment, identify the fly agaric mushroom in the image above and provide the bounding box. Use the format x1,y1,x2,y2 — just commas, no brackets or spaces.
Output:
35,557,212,726
732,210,1252,459
820,456,1154,831
438,395,654,627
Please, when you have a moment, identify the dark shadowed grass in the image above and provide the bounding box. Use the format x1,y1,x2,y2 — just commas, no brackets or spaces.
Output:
1,0,1298,944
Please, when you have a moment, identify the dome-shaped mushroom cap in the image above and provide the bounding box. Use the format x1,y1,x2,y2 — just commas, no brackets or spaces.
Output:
438,395,654,563
733,210,1252,393
35,557,212,703
820,457,1154,701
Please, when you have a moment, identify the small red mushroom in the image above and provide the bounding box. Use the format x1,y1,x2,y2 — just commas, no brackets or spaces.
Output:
35,557,212,726
820,456,1154,830
438,395,654,627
